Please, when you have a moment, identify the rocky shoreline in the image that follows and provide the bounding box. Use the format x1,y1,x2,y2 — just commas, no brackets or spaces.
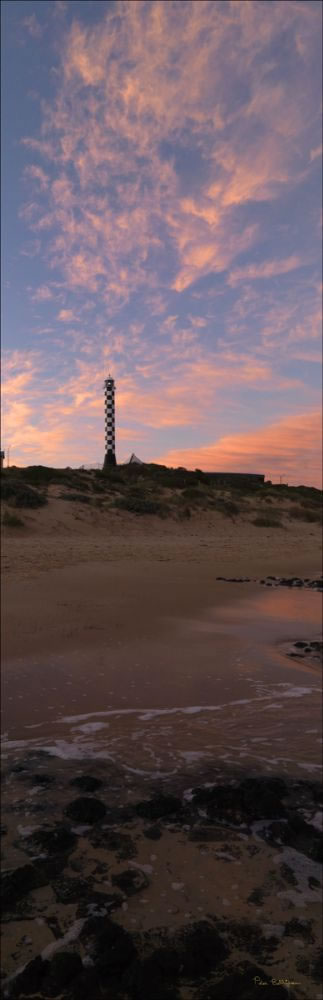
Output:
2,762,322,1000
216,575,323,591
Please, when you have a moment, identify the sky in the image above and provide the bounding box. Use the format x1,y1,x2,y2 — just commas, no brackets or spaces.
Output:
1,0,322,485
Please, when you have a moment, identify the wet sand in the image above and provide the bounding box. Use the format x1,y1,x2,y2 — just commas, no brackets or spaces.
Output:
1,516,322,998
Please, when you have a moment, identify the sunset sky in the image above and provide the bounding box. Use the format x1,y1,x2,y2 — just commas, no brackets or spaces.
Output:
2,0,322,485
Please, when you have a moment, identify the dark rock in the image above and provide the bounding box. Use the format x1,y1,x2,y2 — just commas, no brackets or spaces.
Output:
111,867,149,896
226,919,279,958
11,956,50,997
280,863,297,886
247,887,265,905
81,915,136,976
189,826,227,842
64,797,106,824
70,775,103,793
135,795,182,821
294,641,307,648
68,967,101,1000
34,855,69,882
143,824,162,840
240,777,287,819
101,830,136,860
102,804,136,825
26,824,77,855
267,813,322,862
192,777,286,823
52,876,92,904
284,918,314,942
2,864,47,910
129,949,181,999
30,773,56,785
42,952,83,995
178,920,229,977
308,876,321,889
296,948,323,982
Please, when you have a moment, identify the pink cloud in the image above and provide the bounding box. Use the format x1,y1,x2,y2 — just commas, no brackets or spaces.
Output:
228,255,304,286
310,144,322,162
18,0,319,301
22,14,42,39
57,309,79,323
24,165,49,190
156,410,322,488
31,285,53,302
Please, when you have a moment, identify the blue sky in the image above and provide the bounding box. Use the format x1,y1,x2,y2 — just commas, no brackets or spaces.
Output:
2,0,322,484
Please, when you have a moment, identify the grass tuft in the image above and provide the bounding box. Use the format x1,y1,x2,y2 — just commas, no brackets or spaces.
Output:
2,510,25,527
289,506,321,523
252,516,283,528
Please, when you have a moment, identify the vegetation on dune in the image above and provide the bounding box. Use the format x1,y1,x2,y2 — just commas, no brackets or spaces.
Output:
1,465,321,524
114,494,169,517
289,505,322,523
59,492,92,504
1,477,47,508
252,516,283,528
2,510,25,527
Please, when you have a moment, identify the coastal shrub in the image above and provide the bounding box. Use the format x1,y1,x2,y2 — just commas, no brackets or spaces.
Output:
214,499,240,517
178,506,191,519
1,478,47,508
289,506,321,523
182,486,208,503
59,493,92,503
114,495,169,516
2,510,25,527
252,516,283,528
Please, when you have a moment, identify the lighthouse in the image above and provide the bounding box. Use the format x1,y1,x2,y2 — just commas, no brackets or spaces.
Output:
103,374,116,468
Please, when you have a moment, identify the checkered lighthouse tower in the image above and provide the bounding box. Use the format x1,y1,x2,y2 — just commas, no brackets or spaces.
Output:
103,374,116,468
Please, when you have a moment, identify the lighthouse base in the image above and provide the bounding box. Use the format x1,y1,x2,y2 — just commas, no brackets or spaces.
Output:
103,451,117,469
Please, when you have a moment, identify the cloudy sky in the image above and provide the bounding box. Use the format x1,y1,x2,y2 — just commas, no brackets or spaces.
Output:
2,0,322,484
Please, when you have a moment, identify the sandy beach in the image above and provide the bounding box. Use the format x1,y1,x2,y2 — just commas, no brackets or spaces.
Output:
1,500,322,999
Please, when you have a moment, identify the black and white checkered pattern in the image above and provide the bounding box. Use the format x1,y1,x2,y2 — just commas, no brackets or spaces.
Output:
104,376,116,459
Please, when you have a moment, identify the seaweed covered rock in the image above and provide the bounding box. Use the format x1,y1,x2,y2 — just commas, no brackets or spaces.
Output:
191,777,287,823
42,952,83,996
2,864,47,910
178,921,229,978
80,915,136,977
111,867,149,896
70,775,103,793
64,797,106,824
135,795,182,821
11,957,50,997
25,824,77,856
